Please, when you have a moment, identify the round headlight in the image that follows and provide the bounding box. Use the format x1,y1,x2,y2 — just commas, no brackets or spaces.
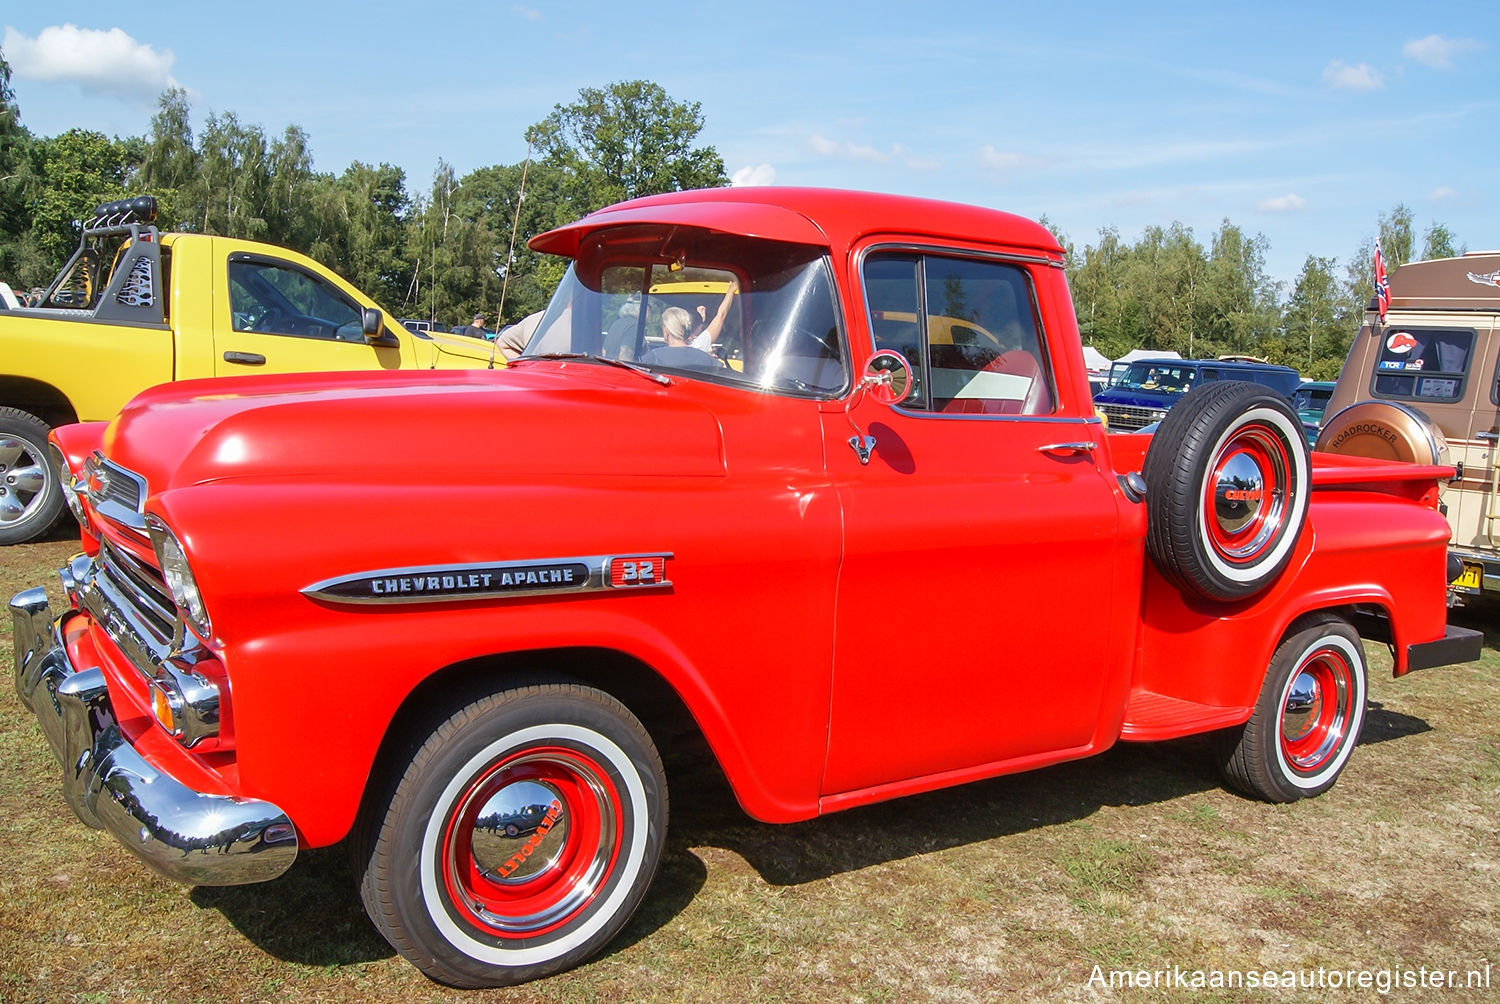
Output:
50,445,90,529
146,515,212,640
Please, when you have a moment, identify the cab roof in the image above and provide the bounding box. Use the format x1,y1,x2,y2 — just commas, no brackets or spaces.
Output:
530,187,1063,261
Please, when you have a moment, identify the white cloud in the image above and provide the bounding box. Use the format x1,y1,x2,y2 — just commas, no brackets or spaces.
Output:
3,24,177,100
1403,34,1482,70
979,145,1044,171
1256,193,1307,213
731,163,776,186
807,133,900,162
808,133,840,156
1429,186,1456,201
1322,60,1383,91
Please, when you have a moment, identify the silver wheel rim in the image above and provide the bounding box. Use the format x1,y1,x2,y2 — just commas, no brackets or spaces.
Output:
0,435,50,528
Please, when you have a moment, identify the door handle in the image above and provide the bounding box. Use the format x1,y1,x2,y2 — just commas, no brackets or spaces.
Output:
223,351,267,365
1477,431,1498,442
1038,441,1096,457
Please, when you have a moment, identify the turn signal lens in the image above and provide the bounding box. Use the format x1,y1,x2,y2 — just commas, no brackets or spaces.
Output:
148,679,181,736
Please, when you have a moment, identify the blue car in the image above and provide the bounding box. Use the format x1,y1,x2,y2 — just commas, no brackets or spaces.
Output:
1095,357,1301,431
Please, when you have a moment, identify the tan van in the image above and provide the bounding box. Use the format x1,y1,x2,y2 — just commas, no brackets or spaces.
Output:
1320,251,1500,600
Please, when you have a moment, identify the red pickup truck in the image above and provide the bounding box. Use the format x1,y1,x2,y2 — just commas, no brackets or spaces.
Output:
10,187,1480,988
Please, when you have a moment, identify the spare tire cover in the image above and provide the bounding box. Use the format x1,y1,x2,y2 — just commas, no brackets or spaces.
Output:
1314,400,1449,467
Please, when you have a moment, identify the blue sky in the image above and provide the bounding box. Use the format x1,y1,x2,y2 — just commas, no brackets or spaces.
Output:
4,2,1496,288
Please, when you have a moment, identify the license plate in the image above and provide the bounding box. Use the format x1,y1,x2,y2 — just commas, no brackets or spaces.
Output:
1452,561,1484,591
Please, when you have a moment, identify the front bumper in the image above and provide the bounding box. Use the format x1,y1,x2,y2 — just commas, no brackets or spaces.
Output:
10,586,297,886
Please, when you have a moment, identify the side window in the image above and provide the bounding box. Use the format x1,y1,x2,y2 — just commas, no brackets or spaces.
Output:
228,259,366,342
863,252,1053,415
1370,327,1474,404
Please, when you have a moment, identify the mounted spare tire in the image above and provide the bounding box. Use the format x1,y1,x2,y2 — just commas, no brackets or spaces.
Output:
1313,400,1449,467
1144,381,1310,601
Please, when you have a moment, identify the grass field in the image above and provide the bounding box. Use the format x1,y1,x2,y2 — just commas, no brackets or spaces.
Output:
2,532,1496,1003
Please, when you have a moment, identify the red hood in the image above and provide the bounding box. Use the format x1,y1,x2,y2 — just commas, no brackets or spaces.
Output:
102,365,726,495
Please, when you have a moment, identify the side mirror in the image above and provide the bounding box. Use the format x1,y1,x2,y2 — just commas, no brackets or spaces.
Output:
361,308,385,341
845,350,915,464
860,350,914,405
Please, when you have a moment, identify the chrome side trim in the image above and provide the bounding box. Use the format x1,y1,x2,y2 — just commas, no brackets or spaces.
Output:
9,590,296,886
302,553,674,606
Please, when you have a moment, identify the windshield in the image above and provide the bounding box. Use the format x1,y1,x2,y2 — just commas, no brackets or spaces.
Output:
524,228,847,395
1116,362,1198,394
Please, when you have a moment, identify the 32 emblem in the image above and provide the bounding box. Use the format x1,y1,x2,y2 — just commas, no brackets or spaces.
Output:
609,555,670,588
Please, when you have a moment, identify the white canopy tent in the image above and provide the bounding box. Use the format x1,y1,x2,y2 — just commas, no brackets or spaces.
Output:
1080,345,1112,375
1115,348,1182,364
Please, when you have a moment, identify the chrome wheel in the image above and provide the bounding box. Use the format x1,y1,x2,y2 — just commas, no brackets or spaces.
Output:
0,409,64,545
441,747,622,938
0,434,49,527
360,683,667,988
1278,648,1356,775
1218,615,1368,802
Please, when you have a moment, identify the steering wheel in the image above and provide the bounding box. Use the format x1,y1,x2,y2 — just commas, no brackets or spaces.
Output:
792,326,839,359
250,307,287,333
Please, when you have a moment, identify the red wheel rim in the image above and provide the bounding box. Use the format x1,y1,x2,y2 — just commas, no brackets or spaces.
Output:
440,746,624,938
1279,647,1355,774
1203,420,1293,567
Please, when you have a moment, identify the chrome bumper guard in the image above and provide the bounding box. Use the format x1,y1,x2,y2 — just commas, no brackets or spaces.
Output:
10,585,298,886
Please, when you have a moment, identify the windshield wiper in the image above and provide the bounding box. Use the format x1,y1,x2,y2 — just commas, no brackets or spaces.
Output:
521,353,672,386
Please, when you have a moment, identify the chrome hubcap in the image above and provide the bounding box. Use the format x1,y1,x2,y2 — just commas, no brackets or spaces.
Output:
1213,450,1267,534
1280,670,1323,744
1279,651,1352,773
470,779,569,884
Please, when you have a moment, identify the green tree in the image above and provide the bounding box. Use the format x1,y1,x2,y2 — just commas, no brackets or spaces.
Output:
525,80,728,216
290,162,413,310
262,125,316,249
0,50,27,231
452,159,572,323
17,129,138,283
135,88,198,229
1068,227,1140,358
1201,220,1280,358
1379,203,1415,268
403,161,499,326
185,111,270,238
1421,221,1464,261
1283,255,1347,378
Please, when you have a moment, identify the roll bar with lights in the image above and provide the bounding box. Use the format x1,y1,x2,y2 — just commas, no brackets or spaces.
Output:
35,196,166,326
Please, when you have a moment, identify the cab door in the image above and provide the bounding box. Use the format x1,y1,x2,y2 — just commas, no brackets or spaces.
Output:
213,246,409,375
820,250,1124,796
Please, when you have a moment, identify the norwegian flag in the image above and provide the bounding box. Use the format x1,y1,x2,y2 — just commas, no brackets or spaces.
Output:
1374,243,1391,322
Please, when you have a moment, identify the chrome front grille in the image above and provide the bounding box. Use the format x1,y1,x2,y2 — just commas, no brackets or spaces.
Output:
1099,404,1161,431
80,539,178,679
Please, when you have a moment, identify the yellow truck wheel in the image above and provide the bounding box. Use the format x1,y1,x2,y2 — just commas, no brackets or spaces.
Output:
0,408,64,545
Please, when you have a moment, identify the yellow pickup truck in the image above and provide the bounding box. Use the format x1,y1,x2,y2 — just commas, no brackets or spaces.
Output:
0,196,499,544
